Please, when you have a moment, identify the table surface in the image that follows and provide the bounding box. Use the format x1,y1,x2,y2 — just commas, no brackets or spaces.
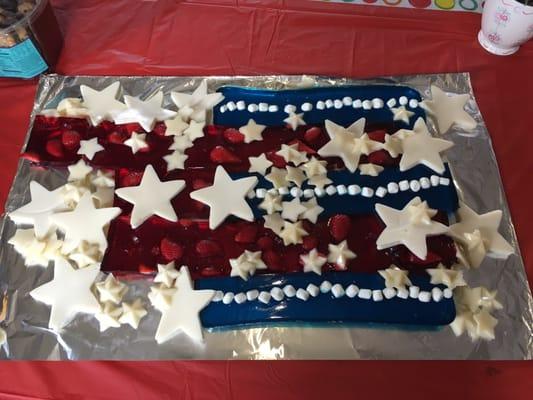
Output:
0,0,532,397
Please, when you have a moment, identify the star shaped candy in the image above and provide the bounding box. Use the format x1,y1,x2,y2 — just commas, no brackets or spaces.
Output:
68,159,93,182
327,240,356,269
276,143,308,166
426,265,466,289
183,120,205,142
286,166,306,187
359,163,384,176
115,165,186,229
155,266,214,343
390,106,414,124
281,197,307,222
190,166,257,229
77,138,104,160
318,118,381,173
164,116,188,136
421,85,477,134
279,221,308,245
259,193,282,215
114,91,176,132
148,284,177,311
399,118,453,174
91,170,115,188
461,230,487,268
375,197,448,260
92,187,114,208
94,302,122,332
164,151,188,171
300,249,327,275
154,261,180,287
301,198,324,223
473,309,498,340
51,192,121,253
30,258,100,331
169,135,193,152
284,111,306,131
68,240,102,268
8,229,62,267
302,157,327,178
61,182,90,208
448,202,513,259
239,119,266,143
9,181,67,239
382,133,403,158
263,213,284,235
265,167,288,189
170,79,224,123
119,299,147,329
230,250,267,280
378,265,411,290
307,174,331,190
95,273,127,304
124,132,149,154
248,154,273,175
80,82,127,126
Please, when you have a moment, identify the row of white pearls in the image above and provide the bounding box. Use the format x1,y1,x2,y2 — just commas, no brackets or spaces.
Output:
211,281,453,305
248,175,451,200
219,96,420,114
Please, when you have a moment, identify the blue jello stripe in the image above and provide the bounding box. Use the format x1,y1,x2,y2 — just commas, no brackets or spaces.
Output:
214,85,424,128
197,271,455,328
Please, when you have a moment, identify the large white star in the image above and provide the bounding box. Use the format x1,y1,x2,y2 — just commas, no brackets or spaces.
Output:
375,197,448,260
30,258,100,331
50,193,121,253
190,166,257,229
114,91,177,132
80,82,126,126
448,202,513,258
420,85,477,134
77,137,104,160
9,181,67,239
399,118,453,174
155,266,214,343
170,79,224,123
115,164,185,229
318,118,381,172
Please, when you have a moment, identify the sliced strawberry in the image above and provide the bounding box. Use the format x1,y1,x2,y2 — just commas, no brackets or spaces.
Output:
123,123,143,134
160,238,184,261
107,131,124,144
234,225,258,244
367,130,387,142
223,128,245,144
138,263,155,274
288,139,316,155
120,171,143,187
195,240,222,257
210,146,241,164
45,139,64,158
266,151,286,168
262,250,282,270
152,122,166,136
257,236,274,250
178,218,195,228
367,150,396,166
200,266,221,277
22,151,41,163
302,235,318,251
192,178,210,190
328,214,351,241
206,125,224,136
304,127,322,143
61,130,81,150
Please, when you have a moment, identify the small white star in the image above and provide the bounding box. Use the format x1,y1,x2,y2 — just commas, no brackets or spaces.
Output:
8,229,61,267
94,302,122,332
286,166,306,187
68,159,92,182
148,284,177,311
307,174,331,189
276,143,308,166
164,116,188,136
378,265,412,290
92,187,114,208
265,167,288,189
183,120,205,142
382,134,403,158
390,106,415,124
259,193,282,215
154,261,180,287
239,119,266,143
300,249,327,275
284,112,306,131
426,265,466,289
327,240,356,269
77,138,104,160
119,299,147,329
301,198,324,223
281,197,307,222
164,151,188,171
248,154,273,175
359,163,384,176
302,157,327,178
169,135,193,152
279,221,308,245
114,91,177,132
95,274,127,304
68,240,102,268
91,170,115,188
263,213,284,235
230,250,267,280
124,132,149,154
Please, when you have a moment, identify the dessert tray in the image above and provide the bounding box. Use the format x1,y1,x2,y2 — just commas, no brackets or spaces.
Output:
0,73,531,359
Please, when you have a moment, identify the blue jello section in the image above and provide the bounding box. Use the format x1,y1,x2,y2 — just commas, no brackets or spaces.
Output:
233,163,458,218
197,272,455,328
214,85,424,128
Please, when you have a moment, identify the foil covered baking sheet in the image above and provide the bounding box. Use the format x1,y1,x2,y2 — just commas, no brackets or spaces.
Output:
0,73,531,360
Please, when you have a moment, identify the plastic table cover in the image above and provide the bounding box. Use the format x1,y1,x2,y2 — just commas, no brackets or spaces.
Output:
0,0,531,397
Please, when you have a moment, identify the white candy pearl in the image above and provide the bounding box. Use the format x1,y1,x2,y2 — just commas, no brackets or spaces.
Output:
420,177,431,189
256,188,267,198
226,101,236,111
430,175,440,186
320,281,332,293
331,284,345,298
336,185,347,195
290,187,303,198
271,287,284,301
358,289,372,300
246,289,259,301
383,287,397,299
268,105,278,112
284,104,296,114
372,98,384,109
439,177,450,186
409,99,419,108
342,96,353,106
258,102,268,112
325,99,334,109
372,290,384,302
234,292,247,304
334,99,343,109
248,104,259,113
212,291,224,302
314,187,326,197
301,102,313,112
386,98,397,108
237,101,246,110
222,292,234,304
303,189,314,198
418,291,431,303
443,288,453,299
432,287,443,302
362,100,372,110
397,288,409,299
410,180,421,192
306,283,320,297
296,288,310,301
399,180,410,191
283,285,296,297
325,185,337,196
258,291,271,304
399,96,408,106
345,284,359,298
409,286,420,299
278,186,289,195
352,99,362,108
361,187,374,198
316,101,325,110
348,184,361,195
387,182,399,194
375,187,387,198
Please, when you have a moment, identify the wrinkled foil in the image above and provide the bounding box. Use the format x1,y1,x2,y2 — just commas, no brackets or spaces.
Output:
0,73,531,360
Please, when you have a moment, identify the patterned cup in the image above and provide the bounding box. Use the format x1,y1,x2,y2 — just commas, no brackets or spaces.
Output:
478,0,533,55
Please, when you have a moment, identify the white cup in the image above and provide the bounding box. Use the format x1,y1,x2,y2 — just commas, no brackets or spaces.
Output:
478,0,533,55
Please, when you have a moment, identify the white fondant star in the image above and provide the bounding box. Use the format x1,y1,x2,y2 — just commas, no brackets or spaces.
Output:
375,197,448,260
30,258,100,331
359,163,384,176
154,261,180,287
302,157,327,178
449,202,513,259
318,118,381,173
276,144,308,166
390,106,415,124
124,132,149,154
8,229,62,267
301,198,324,223
300,249,326,275
473,309,498,340
284,112,306,131
327,240,356,269
259,193,282,215
9,181,67,239
51,193,121,253
94,302,122,332
155,266,214,343
479,287,503,312
92,187,114,208
378,265,411,290
164,151,188,171
263,213,284,235
95,273,127,304
383,133,403,158
80,82,127,126
61,182,90,208
279,221,308,245
461,230,487,268
286,166,306,187
450,310,476,338
248,154,273,175
148,284,177,311
164,116,188,136
114,91,177,132
170,79,224,123
119,299,147,329
115,165,185,229
265,167,288,189
68,159,92,182
399,118,453,174
68,241,102,268
239,119,266,143
183,120,205,142
281,197,307,222
169,135,193,152
308,174,331,189
230,250,267,280
426,265,466,289
190,166,257,230
77,138,104,160
91,170,115,188
421,85,477,134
